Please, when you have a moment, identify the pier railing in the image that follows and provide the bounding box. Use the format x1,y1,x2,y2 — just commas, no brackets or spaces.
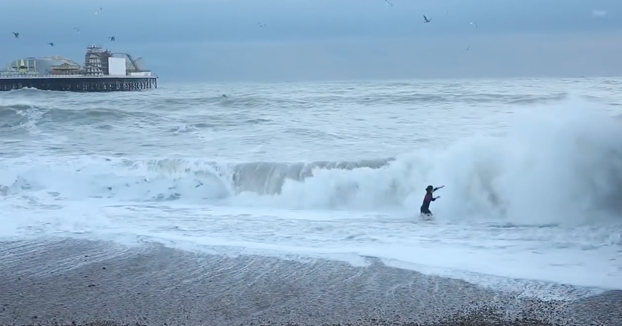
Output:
0,73,157,79
0,73,158,92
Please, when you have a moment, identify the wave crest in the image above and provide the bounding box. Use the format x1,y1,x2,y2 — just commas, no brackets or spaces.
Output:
1,101,622,226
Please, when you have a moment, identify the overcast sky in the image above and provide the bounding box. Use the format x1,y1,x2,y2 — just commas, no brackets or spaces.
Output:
1,0,621,82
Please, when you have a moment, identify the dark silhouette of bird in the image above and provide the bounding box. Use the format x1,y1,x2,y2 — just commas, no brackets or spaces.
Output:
109,36,115,41
12,32,19,39
48,42,54,46
384,0,393,6
423,15,431,23
257,23,266,28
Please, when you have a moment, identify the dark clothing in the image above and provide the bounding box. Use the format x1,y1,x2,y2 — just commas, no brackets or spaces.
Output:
420,194,435,214
423,192,435,204
420,187,440,215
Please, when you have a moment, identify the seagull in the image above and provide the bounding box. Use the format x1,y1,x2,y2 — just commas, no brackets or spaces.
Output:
48,42,54,46
257,22,266,28
12,32,19,39
466,46,470,51
470,21,478,28
109,36,116,41
95,7,103,15
73,27,81,34
384,0,394,6
423,15,431,23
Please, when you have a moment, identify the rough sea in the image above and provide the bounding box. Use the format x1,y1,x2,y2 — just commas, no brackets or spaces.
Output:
1,77,621,304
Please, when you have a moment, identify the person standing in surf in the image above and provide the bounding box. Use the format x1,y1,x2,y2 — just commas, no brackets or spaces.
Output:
420,185,444,217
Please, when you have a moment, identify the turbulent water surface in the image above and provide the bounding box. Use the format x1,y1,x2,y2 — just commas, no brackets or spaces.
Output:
1,77,622,300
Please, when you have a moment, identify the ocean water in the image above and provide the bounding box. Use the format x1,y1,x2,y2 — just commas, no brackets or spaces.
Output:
1,77,621,300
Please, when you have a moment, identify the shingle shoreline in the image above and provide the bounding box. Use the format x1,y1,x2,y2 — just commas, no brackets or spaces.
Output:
0,238,619,326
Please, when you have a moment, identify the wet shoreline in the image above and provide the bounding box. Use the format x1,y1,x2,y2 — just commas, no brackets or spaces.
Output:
0,238,620,326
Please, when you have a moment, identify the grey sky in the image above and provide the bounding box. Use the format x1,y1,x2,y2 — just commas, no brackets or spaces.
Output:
1,0,621,82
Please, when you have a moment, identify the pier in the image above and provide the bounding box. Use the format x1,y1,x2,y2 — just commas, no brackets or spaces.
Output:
0,45,158,92
0,74,157,92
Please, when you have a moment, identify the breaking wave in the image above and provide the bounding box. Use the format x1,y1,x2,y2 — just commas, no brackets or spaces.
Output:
1,102,622,227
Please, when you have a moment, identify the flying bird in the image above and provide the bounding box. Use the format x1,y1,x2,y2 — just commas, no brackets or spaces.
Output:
95,7,103,15
257,22,266,28
469,22,478,28
73,27,81,34
109,36,116,41
423,15,431,23
12,32,19,39
384,0,394,6
48,42,54,46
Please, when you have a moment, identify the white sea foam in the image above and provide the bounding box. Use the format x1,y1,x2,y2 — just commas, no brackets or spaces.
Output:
1,80,621,299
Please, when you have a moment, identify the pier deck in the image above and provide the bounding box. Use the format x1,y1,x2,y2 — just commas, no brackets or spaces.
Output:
0,74,158,92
